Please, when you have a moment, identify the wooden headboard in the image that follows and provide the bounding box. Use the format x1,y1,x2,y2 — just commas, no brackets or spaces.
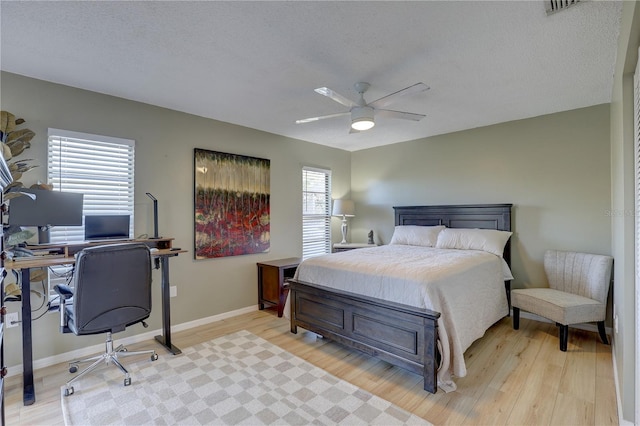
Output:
393,204,513,266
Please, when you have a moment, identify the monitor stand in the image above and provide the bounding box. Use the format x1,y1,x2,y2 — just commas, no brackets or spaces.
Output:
38,226,50,244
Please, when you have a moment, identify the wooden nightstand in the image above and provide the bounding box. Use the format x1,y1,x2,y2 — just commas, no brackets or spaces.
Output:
333,243,378,252
257,257,300,317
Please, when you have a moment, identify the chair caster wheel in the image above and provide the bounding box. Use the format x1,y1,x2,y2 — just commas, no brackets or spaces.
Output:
151,353,158,361
64,386,74,396
69,365,78,374
124,377,131,386
122,348,128,352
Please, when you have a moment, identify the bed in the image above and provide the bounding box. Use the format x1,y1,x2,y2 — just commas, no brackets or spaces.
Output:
286,203,513,393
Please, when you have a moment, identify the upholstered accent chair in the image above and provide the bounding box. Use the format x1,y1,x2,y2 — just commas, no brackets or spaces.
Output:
511,250,613,351
54,243,159,396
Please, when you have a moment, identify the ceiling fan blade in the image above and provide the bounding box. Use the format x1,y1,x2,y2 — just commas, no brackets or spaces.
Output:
314,87,356,108
295,111,350,124
377,109,426,121
368,83,429,109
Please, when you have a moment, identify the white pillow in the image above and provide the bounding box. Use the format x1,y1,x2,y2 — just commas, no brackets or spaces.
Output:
389,225,445,247
435,228,512,257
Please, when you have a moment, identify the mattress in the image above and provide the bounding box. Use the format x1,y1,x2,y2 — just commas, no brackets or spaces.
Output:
288,244,509,392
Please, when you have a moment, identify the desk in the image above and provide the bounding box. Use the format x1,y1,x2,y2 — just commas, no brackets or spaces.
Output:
5,238,185,406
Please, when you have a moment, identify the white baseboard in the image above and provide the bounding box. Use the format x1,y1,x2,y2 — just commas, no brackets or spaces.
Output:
612,338,635,426
7,304,259,378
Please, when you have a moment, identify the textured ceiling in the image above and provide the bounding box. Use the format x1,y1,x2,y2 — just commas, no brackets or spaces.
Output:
0,1,622,152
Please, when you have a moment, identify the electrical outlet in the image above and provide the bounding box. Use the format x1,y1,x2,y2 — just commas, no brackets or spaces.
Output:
170,286,177,298
5,312,19,328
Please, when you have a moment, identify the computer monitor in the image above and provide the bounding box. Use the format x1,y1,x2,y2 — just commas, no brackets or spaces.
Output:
8,189,84,243
84,215,131,241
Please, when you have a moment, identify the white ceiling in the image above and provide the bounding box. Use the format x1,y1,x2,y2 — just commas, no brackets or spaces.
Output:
0,1,622,152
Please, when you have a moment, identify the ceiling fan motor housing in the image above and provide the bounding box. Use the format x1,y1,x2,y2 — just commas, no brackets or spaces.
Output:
354,82,371,95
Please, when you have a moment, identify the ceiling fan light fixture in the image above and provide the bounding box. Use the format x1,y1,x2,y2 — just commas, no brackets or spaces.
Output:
351,106,375,131
297,82,428,132
351,118,375,131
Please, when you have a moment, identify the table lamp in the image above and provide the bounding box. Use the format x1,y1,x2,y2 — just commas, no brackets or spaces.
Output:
332,199,355,244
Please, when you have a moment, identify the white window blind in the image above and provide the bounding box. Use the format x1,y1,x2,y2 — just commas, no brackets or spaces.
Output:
302,167,331,259
47,128,135,243
46,129,135,301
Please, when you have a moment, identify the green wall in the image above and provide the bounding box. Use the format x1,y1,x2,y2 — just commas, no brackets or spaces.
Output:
350,104,612,293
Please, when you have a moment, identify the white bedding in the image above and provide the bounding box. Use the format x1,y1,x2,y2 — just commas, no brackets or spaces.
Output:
287,245,508,392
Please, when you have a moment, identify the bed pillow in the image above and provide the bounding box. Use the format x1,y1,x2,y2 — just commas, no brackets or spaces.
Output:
389,225,445,247
435,228,512,257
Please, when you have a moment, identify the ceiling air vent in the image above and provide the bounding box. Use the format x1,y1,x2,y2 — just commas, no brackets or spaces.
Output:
545,0,582,15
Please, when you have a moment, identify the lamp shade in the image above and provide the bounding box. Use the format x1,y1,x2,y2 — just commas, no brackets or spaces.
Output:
332,199,355,217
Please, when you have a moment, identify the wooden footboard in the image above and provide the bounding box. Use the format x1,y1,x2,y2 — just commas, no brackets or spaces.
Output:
287,279,441,393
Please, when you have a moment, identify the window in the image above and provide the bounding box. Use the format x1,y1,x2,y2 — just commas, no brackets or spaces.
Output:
47,128,135,243
302,167,331,259
46,129,135,300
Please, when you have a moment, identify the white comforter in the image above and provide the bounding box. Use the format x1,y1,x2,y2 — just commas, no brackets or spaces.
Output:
288,245,508,392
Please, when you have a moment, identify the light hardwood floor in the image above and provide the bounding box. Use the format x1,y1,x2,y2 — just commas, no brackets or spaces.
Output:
5,310,618,425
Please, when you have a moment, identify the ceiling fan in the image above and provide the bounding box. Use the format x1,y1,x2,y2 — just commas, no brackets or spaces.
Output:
296,82,429,132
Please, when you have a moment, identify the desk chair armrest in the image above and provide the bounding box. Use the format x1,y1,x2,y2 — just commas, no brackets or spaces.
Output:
53,284,74,333
54,284,74,300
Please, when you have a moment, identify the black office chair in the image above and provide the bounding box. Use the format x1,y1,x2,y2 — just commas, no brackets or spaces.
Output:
54,243,158,396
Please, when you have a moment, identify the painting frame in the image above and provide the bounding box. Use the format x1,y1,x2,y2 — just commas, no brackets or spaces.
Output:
194,148,270,259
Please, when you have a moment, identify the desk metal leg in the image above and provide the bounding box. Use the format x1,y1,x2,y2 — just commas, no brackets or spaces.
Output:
20,269,35,406
154,255,181,355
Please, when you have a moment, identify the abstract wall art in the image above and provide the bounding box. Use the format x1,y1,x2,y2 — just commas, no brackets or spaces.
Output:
194,148,270,259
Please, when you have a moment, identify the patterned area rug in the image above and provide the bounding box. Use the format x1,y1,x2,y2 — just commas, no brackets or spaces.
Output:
61,330,431,425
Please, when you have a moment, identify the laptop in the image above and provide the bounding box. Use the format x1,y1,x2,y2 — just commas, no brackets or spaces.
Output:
84,215,131,242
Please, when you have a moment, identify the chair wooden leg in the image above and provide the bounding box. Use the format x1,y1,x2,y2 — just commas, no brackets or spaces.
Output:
559,324,568,352
512,307,520,330
597,321,609,345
